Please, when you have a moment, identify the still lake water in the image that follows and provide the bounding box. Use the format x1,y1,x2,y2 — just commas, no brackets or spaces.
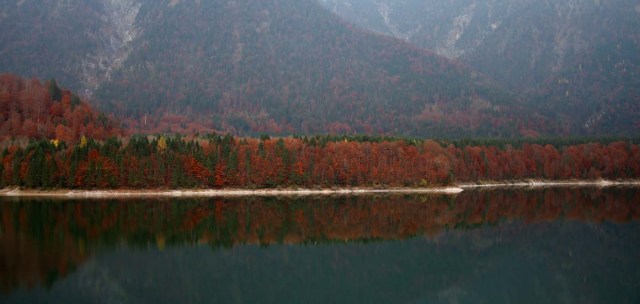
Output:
1,188,639,303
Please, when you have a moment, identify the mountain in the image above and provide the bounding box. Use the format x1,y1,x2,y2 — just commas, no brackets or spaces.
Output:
320,0,640,135
0,0,555,137
0,0,140,97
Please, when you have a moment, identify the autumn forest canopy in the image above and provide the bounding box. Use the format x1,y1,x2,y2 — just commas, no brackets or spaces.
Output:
0,74,122,142
0,74,638,189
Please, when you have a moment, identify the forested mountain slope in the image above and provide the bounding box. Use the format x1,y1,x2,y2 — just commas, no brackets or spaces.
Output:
0,0,552,137
320,0,640,135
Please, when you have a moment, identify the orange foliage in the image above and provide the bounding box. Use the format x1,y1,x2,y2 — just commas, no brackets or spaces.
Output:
0,74,123,143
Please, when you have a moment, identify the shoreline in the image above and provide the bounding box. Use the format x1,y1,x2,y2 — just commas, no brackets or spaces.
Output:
0,187,465,198
0,180,638,198
458,179,640,189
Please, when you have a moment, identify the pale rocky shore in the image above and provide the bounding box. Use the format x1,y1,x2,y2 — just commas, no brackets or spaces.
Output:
1,180,638,199
459,179,640,189
0,187,464,199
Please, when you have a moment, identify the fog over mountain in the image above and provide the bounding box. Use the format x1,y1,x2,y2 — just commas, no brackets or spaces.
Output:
0,0,637,136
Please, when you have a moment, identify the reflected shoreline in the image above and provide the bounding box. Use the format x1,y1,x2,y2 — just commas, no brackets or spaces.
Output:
1,187,639,293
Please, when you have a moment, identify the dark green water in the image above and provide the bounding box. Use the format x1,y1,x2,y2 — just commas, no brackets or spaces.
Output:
1,188,639,303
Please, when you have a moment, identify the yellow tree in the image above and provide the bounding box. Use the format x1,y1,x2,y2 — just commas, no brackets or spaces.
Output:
157,136,167,153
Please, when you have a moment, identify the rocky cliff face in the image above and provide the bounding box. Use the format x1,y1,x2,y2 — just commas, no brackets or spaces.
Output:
0,0,141,96
80,0,141,95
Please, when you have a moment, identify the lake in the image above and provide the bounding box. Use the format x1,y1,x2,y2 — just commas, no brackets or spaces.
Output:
1,187,639,303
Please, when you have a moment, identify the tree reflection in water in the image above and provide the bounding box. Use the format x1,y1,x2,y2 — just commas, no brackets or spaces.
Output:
1,187,639,294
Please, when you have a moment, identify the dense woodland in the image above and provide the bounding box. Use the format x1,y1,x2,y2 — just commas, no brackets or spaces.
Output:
2,134,638,189
2,188,639,291
0,74,639,189
0,74,122,142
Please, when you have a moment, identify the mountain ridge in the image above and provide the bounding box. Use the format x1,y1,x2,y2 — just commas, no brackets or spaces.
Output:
1,0,550,137
319,0,640,135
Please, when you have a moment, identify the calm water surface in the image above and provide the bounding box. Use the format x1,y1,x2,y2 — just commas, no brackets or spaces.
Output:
1,188,639,303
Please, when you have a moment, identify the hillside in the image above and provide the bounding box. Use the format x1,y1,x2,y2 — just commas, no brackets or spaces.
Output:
0,0,553,137
0,0,138,97
0,74,122,143
320,0,640,135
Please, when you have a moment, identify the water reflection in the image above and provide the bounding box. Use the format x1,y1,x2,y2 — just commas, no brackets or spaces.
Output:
1,188,639,299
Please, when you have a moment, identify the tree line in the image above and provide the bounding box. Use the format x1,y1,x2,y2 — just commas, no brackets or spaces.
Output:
1,134,639,189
